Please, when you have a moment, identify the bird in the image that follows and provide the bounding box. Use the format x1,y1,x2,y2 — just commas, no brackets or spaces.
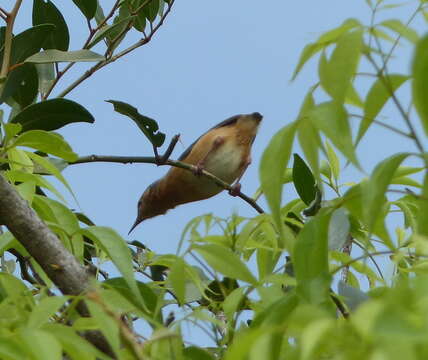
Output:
128,112,263,233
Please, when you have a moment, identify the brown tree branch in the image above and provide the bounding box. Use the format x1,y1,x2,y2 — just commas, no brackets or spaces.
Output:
70,154,265,215
0,0,23,79
0,173,115,357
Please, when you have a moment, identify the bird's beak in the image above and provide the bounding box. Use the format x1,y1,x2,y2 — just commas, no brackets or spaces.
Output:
128,218,141,235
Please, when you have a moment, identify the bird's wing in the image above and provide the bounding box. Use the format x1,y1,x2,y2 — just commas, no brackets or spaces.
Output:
178,115,240,161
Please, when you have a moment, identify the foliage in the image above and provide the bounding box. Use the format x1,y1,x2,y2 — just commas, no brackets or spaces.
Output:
0,0,428,359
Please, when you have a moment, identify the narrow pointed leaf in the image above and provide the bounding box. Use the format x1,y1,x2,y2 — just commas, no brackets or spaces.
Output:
364,153,410,232
25,49,105,63
260,122,297,231
292,154,316,205
193,243,257,285
357,74,408,144
14,130,78,162
412,34,428,136
107,99,165,147
309,101,359,168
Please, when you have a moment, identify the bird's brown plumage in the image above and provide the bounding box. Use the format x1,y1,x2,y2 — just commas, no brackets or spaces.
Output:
129,112,262,233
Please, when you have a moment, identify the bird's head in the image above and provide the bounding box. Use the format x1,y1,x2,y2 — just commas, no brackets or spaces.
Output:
128,180,168,234
233,112,263,141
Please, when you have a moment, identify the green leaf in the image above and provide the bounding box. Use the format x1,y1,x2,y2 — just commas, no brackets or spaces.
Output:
0,338,26,360
192,243,257,285
26,152,75,199
5,170,66,203
103,277,161,321
316,18,361,44
11,98,95,133
357,74,408,144
28,296,69,328
417,174,428,236
379,19,418,43
292,154,316,205
168,258,186,305
364,153,410,232
326,141,340,180
338,280,368,311
80,227,146,310
412,34,428,136
328,208,350,250
14,130,78,162
43,324,110,360
88,16,136,48
142,0,160,22
25,49,105,63
291,18,361,80
32,196,80,235
7,147,34,172
32,0,70,51
86,300,120,355
259,122,297,232
294,212,332,308
106,99,165,147
183,347,215,360
35,63,55,94
291,42,323,80
8,24,55,65
309,101,359,168
19,329,62,360
71,0,97,19
318,30,363,103
0,63,38,108
394,166,423,178
0,273,31,299
297,91,322,180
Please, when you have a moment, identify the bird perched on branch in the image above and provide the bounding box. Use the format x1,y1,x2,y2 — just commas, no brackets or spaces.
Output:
129,112,263,233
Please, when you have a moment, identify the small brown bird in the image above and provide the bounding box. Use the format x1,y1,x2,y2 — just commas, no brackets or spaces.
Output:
129,112,263,233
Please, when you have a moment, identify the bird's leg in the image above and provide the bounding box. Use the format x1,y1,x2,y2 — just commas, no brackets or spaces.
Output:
229,155,251,196
193,136,224,176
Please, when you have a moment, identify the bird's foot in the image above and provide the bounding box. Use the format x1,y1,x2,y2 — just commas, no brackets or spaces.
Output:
229,183,241,196
192,164,204,177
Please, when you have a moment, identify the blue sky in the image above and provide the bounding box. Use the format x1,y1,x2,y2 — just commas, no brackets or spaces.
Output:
8,0,427,346
10,0,422,251
56,0,419,253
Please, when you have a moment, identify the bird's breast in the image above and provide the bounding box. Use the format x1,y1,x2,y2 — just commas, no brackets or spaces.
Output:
204,139,245,184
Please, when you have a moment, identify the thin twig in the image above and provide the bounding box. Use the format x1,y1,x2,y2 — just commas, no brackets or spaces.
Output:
0,7,9,17
330,292,349,319
70,154,265,215
380,3,422,74
352,240,384,280
331,250,394,275
365,53,427,164
349,113,412,138
0,0,23,79
57,0,176,98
